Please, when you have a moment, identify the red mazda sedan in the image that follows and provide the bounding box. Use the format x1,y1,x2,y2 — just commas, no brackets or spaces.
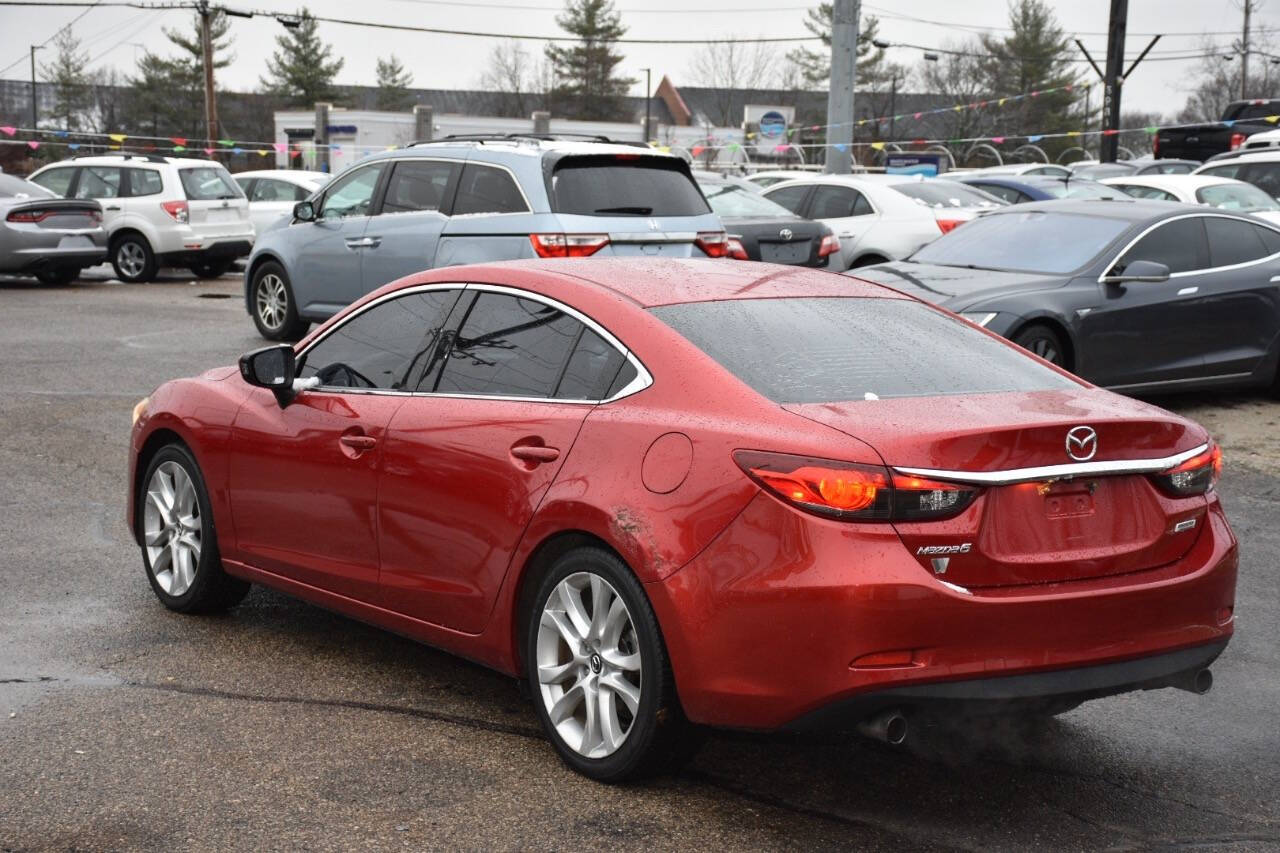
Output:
128,258,1236,781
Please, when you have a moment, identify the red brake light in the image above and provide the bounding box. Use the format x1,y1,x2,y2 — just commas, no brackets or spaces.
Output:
725,236,749,260
1229,132,1247,150
695,231,731,258
1150,444,1222,497
529,233,609,258
818,233,841,257
6,209,50,223
935,218,964,235
733,451,978,522
161,200,189,223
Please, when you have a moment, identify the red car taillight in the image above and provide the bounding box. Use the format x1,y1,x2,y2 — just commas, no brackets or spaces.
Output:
1150,444,1222,497
529,233,609,258
734,450,979,522
936,218,965,235
161,200,189,223
6,209,53,223
725,236,749,260
818,234,840,257
1229,132,1247,150
695,231,731,258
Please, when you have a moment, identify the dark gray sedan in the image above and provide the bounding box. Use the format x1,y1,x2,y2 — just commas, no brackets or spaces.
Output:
0,173,106,284
848,199,1280,395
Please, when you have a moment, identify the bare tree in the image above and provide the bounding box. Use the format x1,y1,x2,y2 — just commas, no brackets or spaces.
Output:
686,39,778,126
1178,32,1279,122
481,40,550,118
919,41,1000,143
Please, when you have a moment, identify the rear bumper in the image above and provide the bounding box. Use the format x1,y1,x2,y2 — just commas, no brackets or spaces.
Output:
648,492,1238,730
787,639,1228,729
157,239,253,266
7,247,108,271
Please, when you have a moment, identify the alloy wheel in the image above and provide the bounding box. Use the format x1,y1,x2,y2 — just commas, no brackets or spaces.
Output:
117,242,146,279
256,274,288,332
1028,337,1061,364
142,460,202,596
536,571,642,759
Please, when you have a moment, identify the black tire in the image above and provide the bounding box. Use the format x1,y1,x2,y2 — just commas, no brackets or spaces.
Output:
250,260,310,341
1013,323,1068,367
35,267,80,285
137,443,250,614
111,233,158,283
190,259,235,279
525,547,699,782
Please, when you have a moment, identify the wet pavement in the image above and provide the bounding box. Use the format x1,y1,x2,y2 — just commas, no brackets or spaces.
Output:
1,272,1278,851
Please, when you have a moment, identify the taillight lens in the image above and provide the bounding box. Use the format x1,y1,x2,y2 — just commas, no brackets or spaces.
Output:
1229,132,1247,150
1150,444,1222,497
936,218,964,235
734,450,978,522
161,201,189,223
529,233,609,258
695,231,731,258
818,233,840,257
725,236,749,260
6,209,51,223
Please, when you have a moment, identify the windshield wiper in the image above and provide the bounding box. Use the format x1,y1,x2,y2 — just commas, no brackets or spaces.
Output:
594,206,653,215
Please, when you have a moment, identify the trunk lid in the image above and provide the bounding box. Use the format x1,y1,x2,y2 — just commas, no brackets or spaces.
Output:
179,165,251,236
551,212,724,258
7,198,101,232
785,389,1211,587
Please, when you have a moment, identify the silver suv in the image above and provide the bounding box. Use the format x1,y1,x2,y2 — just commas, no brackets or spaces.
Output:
244,136,726,340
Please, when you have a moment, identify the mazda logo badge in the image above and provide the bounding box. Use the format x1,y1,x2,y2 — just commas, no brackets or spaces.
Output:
1065,426,1098,462
779,228,793,240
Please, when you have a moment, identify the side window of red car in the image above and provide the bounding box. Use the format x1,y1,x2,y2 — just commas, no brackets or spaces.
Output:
299,289,462,390
422,291,631,401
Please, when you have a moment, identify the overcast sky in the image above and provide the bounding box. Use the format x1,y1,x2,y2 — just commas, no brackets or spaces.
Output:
2,0,1277,126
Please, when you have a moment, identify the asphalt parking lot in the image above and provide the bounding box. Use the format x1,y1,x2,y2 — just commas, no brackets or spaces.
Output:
2,270,1279,852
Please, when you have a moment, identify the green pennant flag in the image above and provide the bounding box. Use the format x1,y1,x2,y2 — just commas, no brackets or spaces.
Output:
217,139,234,147
1144,126,1159,134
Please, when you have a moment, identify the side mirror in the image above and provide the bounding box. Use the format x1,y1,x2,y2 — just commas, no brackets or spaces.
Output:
239,344,299,407
1101,259,1170,285
293,200,316,222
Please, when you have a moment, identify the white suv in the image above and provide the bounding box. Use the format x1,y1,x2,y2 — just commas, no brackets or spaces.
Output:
29,154,254,282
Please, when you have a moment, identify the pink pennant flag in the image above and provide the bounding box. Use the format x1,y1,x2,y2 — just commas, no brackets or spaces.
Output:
991,136,1005,144
774,143,790,153
27,140,40,150
0,126,16,136
913,112,922,120
273,142,286,153
203,147,215,155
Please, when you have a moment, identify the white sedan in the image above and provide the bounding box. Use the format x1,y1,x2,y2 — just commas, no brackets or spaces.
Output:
232,170,330,235
762,174,1004,270
1101,174,1280,225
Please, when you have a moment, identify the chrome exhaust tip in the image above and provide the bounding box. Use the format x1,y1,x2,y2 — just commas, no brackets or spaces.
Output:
1172,668,1213,695
857,709,908,745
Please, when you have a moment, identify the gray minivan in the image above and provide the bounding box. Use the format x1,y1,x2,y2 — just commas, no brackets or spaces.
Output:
245,136,727,340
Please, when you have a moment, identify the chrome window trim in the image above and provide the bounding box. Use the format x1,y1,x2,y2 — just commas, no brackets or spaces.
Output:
294,281,652,403
1106,372,1253,392
893,442,1209,487
1098,211,1280,283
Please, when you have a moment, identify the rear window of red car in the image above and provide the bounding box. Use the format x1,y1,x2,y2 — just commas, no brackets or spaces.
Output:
649,297,1079,403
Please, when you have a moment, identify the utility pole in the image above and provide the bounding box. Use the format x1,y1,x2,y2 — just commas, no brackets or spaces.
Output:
29,44,41,130
825,0,860,173
197,1,219,147
1099,0,1127,163
641,67,652,142
1241,0,1253,100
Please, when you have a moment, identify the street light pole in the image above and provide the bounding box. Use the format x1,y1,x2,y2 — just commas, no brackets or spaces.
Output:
30,44,42,130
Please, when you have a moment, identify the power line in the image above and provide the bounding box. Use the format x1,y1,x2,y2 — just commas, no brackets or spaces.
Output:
0,0,103,74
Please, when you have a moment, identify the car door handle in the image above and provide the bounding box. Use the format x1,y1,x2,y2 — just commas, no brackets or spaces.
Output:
510,445,560,463
340,434,377,451
344,237,377,249
363,236,381,249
